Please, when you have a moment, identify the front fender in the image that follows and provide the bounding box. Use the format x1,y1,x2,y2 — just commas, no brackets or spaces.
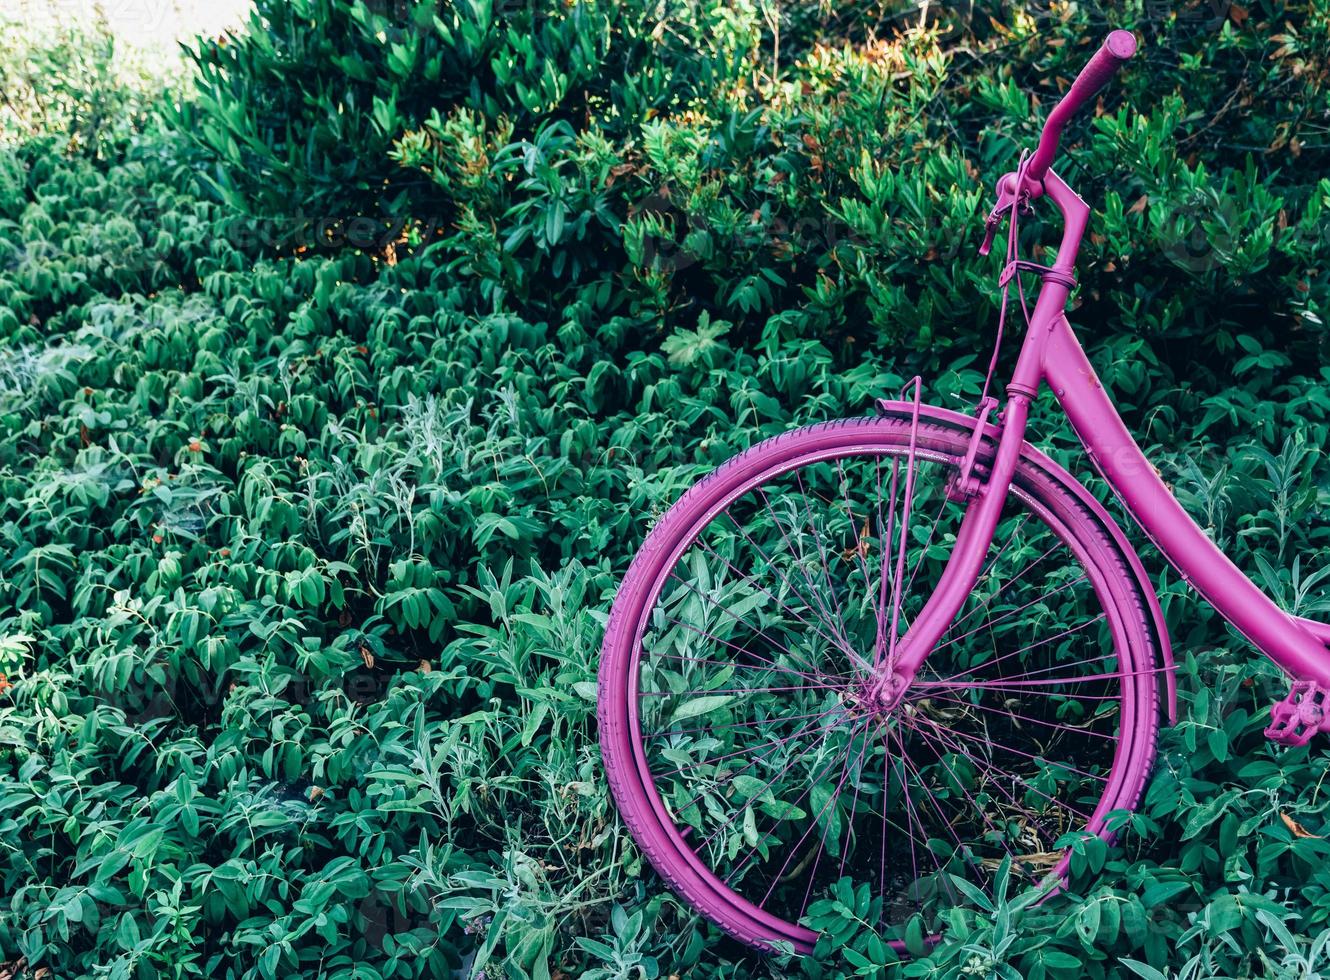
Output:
874,399,1178,725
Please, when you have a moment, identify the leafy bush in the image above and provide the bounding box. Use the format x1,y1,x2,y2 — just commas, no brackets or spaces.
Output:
0,11,171,156
182,0,1330,362
1,1,1330,979
180,0,760,227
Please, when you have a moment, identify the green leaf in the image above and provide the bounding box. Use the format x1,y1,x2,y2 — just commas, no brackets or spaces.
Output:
670,695,734,724
1076,900,1101,946
1119,958,1168,980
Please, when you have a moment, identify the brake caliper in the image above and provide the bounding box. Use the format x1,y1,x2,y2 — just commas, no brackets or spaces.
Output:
1265,680,1330,747
946,397,998,501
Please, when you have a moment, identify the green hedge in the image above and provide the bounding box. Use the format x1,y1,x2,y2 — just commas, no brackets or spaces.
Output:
1,2,1330,978
180,0,1330,363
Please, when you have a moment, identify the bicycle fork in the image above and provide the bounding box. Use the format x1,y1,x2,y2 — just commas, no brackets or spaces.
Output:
867,389,1035,707
868,235,1076,706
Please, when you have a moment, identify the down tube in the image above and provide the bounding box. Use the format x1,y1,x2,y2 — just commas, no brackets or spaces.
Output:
1043,315,1330,687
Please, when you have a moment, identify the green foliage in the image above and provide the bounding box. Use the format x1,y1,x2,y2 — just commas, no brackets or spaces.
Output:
0,12,170,156
180,0,760,226
2,1,1330,978
179,0,1330,364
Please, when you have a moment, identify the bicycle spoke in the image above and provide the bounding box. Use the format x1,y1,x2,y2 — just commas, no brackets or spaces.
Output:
722,723,866,886
836,457,879,608
794,471,860,653
927,668,1164,693
754,486,853,652
883,723,957,888
796,726,877,920
903,711,1086,843
915,712,1095,824
883,442,920,670
933,574,1089,654
639,681,838,699
663,570,841,681
927,614,1106,685
837,724,875,883
912,689,1118,742
943,537,1063,638
645,706,841,741
657,705,845,781
756,721,871,909
906,718,1023,866
903,706,1109,783
660,618,848,687
873,455,895,662
671,707,846,818
701,523,862,673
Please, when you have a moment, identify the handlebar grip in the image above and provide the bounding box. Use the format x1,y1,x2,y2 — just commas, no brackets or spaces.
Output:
1025,30,1137,182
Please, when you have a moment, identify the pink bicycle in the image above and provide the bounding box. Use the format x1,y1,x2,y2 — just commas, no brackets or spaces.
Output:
598,29,1330,955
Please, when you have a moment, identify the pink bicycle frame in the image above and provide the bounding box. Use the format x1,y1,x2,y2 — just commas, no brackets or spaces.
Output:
882,168,1330,698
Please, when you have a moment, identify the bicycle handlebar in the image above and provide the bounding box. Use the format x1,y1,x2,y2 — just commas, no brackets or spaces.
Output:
1025,30,1137,183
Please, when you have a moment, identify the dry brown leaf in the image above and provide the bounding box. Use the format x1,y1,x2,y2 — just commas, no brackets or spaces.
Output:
1128,194,1150,215
981,850,1062,870
1281,812,1322,839
605,162,638,189
842,519,872,563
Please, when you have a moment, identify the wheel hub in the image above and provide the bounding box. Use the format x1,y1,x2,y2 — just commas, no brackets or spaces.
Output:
844,673,908,719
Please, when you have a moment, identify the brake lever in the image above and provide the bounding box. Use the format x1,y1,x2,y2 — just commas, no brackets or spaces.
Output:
977,173,1032,257
978,211,1002,257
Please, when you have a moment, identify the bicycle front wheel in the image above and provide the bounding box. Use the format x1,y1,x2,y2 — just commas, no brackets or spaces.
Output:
598,413,1160,954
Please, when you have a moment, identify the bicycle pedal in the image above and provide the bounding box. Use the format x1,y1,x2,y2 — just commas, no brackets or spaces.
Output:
1265,680,1330,747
